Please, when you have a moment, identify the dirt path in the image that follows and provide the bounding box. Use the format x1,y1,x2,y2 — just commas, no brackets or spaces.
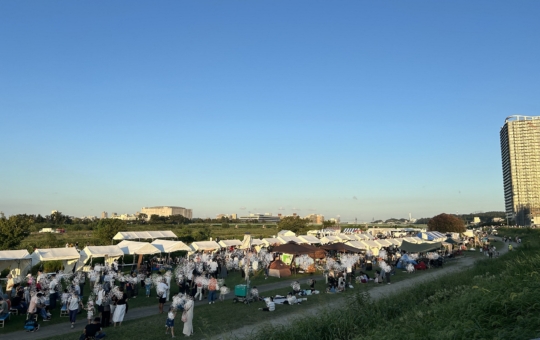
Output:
214,239,517,340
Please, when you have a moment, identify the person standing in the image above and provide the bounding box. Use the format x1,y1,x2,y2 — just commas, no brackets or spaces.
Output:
79,273,86,298
49,274,58,310
165,306,176,338
112,287,128,327
182,299,194,337
207,276,218,304
67,292,81,328
6,274,14,298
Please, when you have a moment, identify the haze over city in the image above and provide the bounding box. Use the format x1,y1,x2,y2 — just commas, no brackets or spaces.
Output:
1,1,539,221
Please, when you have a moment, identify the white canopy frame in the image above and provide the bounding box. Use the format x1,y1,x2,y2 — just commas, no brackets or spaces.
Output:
113,231,177,241
0,250,32,280
31,248,81,273
75,245,125,272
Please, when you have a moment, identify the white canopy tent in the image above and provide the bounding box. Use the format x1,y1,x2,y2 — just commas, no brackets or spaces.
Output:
277,235,305,244
218,240,243,248
113,231,177,241
387,238,403,246
251,239,264,246
403,237,424,244
353,234,373,241
345,241,368,250
189,241,221,252
262,238,281,247
0,250,33,279
320,235,340,244
76,245,124,271
298,235,321,244
151,239,191,253
117,240,161,255
31,248,81,273
375,239,393,247
336,234,355,241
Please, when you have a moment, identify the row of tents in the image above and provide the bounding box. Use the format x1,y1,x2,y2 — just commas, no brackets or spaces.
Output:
1,228,457,280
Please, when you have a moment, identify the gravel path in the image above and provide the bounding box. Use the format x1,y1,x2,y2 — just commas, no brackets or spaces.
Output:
214,239,517,340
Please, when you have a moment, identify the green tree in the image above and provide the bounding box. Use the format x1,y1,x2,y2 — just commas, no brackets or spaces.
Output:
94,219,126,245
277,216,310,234
323,220,336,228
0,215,33,250
427,213,466,233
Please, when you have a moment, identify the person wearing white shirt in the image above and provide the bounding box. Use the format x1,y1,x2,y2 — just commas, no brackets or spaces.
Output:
157,280,168,314
259,297,275,311
49,274,58,310
67,292,81,328
165,274,171,301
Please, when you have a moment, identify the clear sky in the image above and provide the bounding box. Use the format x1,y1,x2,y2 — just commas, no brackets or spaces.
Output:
1,1,539,221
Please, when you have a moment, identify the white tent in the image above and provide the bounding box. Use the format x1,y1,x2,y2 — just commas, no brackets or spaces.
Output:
277,230,296,237
375,239,393,247
403,237,424,244
320,235,340,244
262,238,281,247
353,234,373,241
151,239,191,253
189,241,221,251
251,239,264,246
360,240,381,248
31,248,81,273
113,231,177,241
298,235,321,244
277,235,305,244
218,239,243,248
387,238,403,246
336,234,355,241
345,241,368,250
0,250,32,279
117,240,161,255
76,245,124,271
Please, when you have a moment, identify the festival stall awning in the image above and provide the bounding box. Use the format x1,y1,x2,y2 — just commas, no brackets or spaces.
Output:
251,239,264,246
151,239,191,253
418,231,447,242
335,234,355,241
354,233,373,241
189,241,221,251
76,245,124,271
117,240,161,255
320,242,363,253
277,230,296,237
399,240,442,253
387,238,403,246
262,238,282,246
320,235,340,244
374,239,393,247
31,247,81,273
298,235,321,244
346,241,368,250
403,237,423,244
360,240,381,248
271,242,314,255
112,231,177,240
218,239,243,248
0,250,32,279
278,235,305,244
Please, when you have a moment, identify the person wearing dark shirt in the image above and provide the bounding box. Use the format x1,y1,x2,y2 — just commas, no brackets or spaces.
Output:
81,317,106,339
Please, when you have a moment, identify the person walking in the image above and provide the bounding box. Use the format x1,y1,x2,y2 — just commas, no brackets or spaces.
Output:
67,292,82,329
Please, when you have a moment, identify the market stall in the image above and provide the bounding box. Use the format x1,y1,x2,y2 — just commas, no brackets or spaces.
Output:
0,250,32,279
30,247,81,273
75,245,124,271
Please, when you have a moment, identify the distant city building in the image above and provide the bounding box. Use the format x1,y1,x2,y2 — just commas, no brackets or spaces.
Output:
101,211,108,219
304,214,324,224
473,217,481,225
238,213,280,223
500,115,540,225
141,206,193,219
216,213,238,220
111,213,137,221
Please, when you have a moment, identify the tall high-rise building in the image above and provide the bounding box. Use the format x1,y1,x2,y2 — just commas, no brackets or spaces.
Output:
500,115,540,225
101,211,108,219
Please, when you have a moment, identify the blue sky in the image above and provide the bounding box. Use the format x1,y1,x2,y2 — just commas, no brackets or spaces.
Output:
1,1,539,221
